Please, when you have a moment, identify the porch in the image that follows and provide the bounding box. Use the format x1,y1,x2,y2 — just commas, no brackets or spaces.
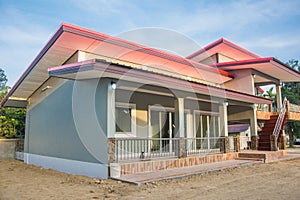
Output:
108,136,253,177
112,150,298,185
257,101,300,121
108,136,248,163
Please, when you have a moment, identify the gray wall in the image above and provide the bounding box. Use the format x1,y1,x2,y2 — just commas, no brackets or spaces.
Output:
26,79,110,165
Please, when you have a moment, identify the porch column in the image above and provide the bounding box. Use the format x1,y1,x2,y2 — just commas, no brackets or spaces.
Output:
174,98,186,158
174,98,185,137
106,80,116,167
219,101,228,137
107,81,116,138
250,104,258,136
219,101,229,153
276,84,282,112
250,104,259,150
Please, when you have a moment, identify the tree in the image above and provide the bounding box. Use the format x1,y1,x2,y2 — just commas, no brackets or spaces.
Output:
263,87,277,111
0,68,26,138
0,68,8,89
282,60,300,145
0,68,9,100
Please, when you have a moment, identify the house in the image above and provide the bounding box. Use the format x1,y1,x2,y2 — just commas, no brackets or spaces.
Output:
1,23,300,179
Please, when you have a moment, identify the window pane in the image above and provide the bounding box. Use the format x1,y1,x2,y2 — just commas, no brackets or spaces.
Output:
161,112,169,139
215,116,220,137
209,116,214,138
202,115,208,137
195,114,201,138
115,107,131,132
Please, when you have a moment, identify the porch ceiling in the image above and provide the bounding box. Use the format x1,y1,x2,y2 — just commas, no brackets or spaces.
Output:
1,23,233,108
48,59,273,105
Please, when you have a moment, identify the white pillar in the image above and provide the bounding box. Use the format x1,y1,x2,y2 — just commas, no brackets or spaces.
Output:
174,98,185,137
276,85,282,112
250,104,258,137
107,81,116,138
219,101,228,137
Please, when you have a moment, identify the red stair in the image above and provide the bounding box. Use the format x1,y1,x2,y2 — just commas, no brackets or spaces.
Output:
258,114,287,151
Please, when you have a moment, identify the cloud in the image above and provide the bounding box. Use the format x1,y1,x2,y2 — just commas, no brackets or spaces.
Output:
0,6,54,86
0,0,299,85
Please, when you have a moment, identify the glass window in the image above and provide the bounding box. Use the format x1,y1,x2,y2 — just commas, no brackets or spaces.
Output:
115,103,136,137
116,107,131,132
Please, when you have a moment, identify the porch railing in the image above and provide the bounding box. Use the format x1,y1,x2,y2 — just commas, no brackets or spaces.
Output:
288,103,300,113
257,103,272,112
115,138,180,162
185,137,221,156
114,137,225,162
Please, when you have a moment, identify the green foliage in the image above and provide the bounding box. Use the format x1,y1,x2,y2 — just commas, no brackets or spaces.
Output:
0,68,8,89
0,107,26,138
283,60,300,139
263,87,277,111
0,68,26,138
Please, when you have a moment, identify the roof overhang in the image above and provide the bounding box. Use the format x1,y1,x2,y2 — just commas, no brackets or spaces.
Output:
1,23,233,107
48,59,273,105
214,57,300,84
186,38,261,62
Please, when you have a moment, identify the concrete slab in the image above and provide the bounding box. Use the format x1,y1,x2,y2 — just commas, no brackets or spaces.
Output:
114,150,300,185
115,159,262,185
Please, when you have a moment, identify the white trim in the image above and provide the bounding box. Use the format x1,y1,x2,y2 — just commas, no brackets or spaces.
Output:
193,110,220,116
24,153,108,178
193,110,221,138
115,102,136,138
15,152,24,161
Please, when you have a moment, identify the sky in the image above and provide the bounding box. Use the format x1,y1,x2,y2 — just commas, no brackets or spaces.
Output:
0,0,300,86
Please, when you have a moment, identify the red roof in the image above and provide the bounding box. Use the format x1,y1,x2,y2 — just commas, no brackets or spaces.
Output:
1,23,234,107
186,38,261,59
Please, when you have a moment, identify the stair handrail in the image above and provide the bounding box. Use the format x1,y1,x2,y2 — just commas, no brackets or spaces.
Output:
272,97,288,140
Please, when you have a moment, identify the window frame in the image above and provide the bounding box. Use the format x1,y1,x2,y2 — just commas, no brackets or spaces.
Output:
115,102,136,138
193,110,220,138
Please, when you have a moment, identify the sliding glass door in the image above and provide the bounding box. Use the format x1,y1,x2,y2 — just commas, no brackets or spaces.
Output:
150,109,175,153
194,111,220,150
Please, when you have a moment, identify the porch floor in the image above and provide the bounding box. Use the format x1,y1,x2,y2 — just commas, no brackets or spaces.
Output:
114,151,300,185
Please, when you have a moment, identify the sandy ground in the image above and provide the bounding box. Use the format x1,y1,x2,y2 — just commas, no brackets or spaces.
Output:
1,151,300,200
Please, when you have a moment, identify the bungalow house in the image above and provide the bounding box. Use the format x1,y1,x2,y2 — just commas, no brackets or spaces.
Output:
1,23,300,179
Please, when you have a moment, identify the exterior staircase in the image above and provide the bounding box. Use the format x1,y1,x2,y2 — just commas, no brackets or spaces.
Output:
258,114,287,151
258,98,288,151
258,115,277,150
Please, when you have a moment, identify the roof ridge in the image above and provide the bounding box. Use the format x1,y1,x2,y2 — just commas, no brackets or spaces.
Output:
186,38,261,59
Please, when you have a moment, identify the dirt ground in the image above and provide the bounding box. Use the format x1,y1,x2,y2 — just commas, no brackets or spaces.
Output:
1,154,300,200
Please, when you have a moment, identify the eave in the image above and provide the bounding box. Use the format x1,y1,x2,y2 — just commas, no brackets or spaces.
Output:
48,59,273,105
1,23,234,107
214,57,300,83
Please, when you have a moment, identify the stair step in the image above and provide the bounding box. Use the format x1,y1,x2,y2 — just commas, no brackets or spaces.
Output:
260,135,271,137
238,153,266,159
262,127,274,131
258,147,271,151
236,157,264,162
263,123,276,128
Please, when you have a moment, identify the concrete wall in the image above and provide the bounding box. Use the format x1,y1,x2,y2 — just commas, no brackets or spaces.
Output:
224,69,255,95
0,139,20,160
25,78,113,178
115,87,220,138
